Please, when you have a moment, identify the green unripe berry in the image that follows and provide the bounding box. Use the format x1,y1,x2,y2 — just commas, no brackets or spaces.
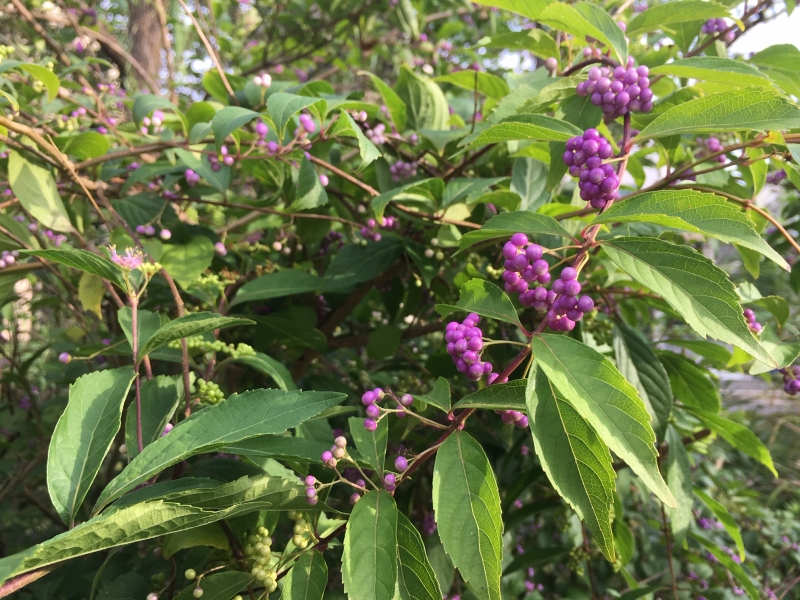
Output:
261,536,272,546
256,570,267,581
233,596,243,600
255,555,268,565
267,580,277,593
263,577,275,589
258,545,270,556
257,526,268,536
193,588,203,598
293,524,305,535
244,545,254,556
184,569,196,580
250,567,260,577
247,534,258,543
292,534,304,547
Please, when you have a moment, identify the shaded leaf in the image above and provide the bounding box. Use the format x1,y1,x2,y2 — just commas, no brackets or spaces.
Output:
665,425,693,544
24,249,125,289
694,487,744,561
232,352,297,391
281,550,328,600
396,512,442,600
124,375,183,460
349,416,388,475
8,151,73,232
231,270,321,307
458,211,572,250
452,380,527,410
435,278,522,329
139,312,254,358
659,352,720,413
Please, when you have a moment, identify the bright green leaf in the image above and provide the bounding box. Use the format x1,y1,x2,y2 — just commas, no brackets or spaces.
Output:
281,550,328,600
435,278,523,330
124,375,182,460
231,270,321,307
8,151,73,232
349,416,388,475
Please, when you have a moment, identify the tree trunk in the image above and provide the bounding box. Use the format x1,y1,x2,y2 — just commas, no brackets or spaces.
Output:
127,0,163,92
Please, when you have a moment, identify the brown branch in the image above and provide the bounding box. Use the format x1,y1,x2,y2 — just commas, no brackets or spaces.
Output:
154,0,177,102
308,155,380,197
0,565,61,599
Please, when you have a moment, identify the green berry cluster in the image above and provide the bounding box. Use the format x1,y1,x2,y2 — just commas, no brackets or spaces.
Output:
0,46,15,59
289,511,312,549
584,311,613,346
192,272,236,294
195,378,225,404
168,335,255,359
244,526,278,593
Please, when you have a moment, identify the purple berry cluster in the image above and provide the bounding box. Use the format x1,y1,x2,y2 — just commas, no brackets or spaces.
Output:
140,110,164,135
743,308,762,333
702,18,732,37
0,250,19,269
255,120,269,146
185,168,201,186
360,216,397,242
577,60,653,118
780,365,800,396
563,129,619,210
696,137,726,163
209,145,234,171
445,313,493,382
390,160,417,181
304,474,319,505
296,113,316,136
361,387,385,431
501,233,551,299
366,122,387,145
545,267,595,331
766,170,786,184
497,409,528,428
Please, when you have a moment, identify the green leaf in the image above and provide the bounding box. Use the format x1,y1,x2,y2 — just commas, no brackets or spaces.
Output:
395,66,449,131
532,334,676,507
54,132,110,160
47,367,136,525
320,239,404,293
694,487,744,561
78,273,105,318
442,177,506,209
458,211,572,250
367,324,402,360
8,151,73,232
281,550,328,600
594,190,789,270
683,406,776,476
433,432,502,600
342,490,398,600
124,375,182,460
539,2,627,65
23,249,126,289
174,571,252,600
231,270,321,307
361,71,407,132
139,312,253,358
478,30,558,60
232,352,296,391
160,236,216,288
95,389,345,512
613,322,672,442
626,0,731,35
665,425,693,544
636,87,800,141
746,296,790,327
470,0,551,19
650,57,773,88
186,101,217,130
396,512,443,600
17,63,60,102
0,477,305,586
329,110,381,168
690,533,759,599
464,114,583,147
435,278,523,330
452,380,527,410
526,368,616,561
510,158,549,211
211,106,260,148
255,316,326,353
658,352,720,413
602,237,775,366
749,324,800,375
414,377,451,413
267,93,326,138
372,179,444,220
118,307,162,359
434,71,510,99
289,156,328,212
349,416,388,475
220,435,329,462
661,339,732,370
518,77,584,114
163,522,229,558
749,44,800,97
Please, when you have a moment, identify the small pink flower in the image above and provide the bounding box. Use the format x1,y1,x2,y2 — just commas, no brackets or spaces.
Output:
109,246,144,270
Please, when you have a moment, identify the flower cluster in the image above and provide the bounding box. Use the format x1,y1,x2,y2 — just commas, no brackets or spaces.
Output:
562,128,619,209
109,245,144,270
208,145,234,171
390,160,417,181
743,308,762,333
365,122,387,145
501,233,550,298
360,216,397,242
445,313,493,382
696,136,726,163
577,60,653,119
780,365,800,395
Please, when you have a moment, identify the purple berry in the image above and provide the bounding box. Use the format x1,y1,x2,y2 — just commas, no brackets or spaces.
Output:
395,456,408,471
364,419,377,431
